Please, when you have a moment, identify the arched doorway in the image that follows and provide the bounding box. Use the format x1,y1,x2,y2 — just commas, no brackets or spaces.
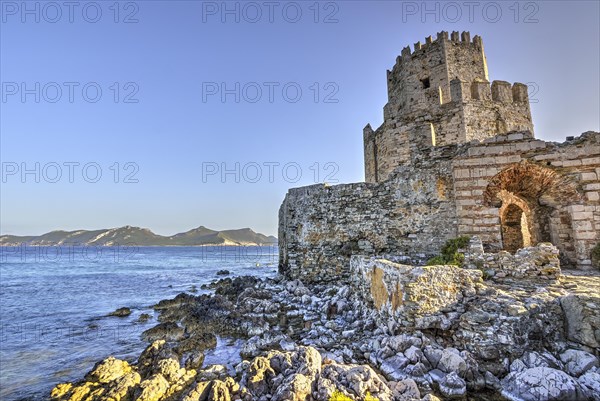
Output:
497,189,534,253
501,203,532,253
483,161,582,259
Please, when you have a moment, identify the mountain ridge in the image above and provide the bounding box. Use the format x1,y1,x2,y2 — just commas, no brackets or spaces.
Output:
0,226,278,246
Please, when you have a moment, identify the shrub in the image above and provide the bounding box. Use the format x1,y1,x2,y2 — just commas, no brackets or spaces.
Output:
426,235,471,266
365,393,379,401
328,391,379,401
329,392,353,401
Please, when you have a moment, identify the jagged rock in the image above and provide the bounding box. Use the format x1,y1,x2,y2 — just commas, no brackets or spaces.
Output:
521,351,562,370
559,294,600,349
142,322,185,342
484,371,501,391
380,355,409,381
157,358,185,382
438,372,466,399
85,357,134,384
423,347,443,368
501,367,587,401
271,373,312,401
240,333,288,359
405,362,429,378
175,332,218,354
103,372,141,400
437,349,467,377
244,356,275,396
559,349,599,377
109,307,132,317
391,378,420,400
135,374,170,401
578,370,600,399
319,361,393,401
48,273,600,401
404,346,423,364
137,340,179,378
510,358,528,373
180,381,211,401
185,350,205,370
197,365,230,382
207,380,231,401
139,313,152,323
216,269,230,276
421,395,442,401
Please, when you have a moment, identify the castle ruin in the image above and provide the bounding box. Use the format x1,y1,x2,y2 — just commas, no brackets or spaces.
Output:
279,31,600,283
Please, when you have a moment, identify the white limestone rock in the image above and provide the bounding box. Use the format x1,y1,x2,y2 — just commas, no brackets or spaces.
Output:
501,367,587,401
559,349,599,377
438,372,466,399
578,370,600,400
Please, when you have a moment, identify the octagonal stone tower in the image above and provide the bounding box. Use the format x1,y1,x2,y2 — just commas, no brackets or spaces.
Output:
364,31,534,183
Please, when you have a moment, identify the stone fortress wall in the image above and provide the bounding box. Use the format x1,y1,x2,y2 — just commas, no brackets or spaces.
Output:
279,31,600,283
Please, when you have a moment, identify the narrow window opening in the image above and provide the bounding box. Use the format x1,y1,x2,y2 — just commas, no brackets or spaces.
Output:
421,77,431,89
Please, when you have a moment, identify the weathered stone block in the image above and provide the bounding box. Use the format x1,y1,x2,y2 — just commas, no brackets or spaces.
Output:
350,256,482,322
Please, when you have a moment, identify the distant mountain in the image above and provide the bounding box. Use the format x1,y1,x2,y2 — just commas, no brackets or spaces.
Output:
0,226,278,246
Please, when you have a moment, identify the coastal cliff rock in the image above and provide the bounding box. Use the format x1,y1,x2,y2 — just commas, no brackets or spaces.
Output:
51,266,600,401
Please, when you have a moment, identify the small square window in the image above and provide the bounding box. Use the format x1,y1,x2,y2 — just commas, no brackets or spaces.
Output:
421,78,431,89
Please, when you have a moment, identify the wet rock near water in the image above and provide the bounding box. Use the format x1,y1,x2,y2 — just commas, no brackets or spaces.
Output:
138,313,152,323
108,307,132,317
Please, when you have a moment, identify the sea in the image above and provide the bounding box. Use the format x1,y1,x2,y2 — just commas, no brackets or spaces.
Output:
0,245,278,401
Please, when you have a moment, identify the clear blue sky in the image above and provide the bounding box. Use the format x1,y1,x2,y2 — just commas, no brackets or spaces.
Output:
1,0,599,237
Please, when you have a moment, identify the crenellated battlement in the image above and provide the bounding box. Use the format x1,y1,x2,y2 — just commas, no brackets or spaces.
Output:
392,31,483,69
451,79,530,104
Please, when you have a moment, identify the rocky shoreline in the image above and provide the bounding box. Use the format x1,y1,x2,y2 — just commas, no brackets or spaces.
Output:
49,266,600,401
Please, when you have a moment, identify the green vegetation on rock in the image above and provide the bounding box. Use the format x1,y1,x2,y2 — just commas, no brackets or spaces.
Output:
329,392,353,401
328,391,379,401
426,235,471,266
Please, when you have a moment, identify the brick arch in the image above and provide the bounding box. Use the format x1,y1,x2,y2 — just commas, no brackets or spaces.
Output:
484,161,582,258
498,190,534,252
483,161,581,207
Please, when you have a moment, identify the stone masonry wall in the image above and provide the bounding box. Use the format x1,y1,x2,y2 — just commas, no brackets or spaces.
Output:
278,159,458,284
280,132,599,283
453,131,600,268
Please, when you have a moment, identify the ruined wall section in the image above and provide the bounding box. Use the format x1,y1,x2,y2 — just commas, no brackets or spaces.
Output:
280,155,459,283
453,131,600,268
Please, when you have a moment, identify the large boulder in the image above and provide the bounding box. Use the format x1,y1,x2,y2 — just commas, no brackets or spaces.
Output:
501,367,587,401
318,361,393,401
438,372,466,399
559,294,600,349
85,357,134,384
437,349,467,377
578,370,600,400
559,349,599,377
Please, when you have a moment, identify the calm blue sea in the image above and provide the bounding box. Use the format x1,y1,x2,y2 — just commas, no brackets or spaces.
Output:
0,245,277,401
